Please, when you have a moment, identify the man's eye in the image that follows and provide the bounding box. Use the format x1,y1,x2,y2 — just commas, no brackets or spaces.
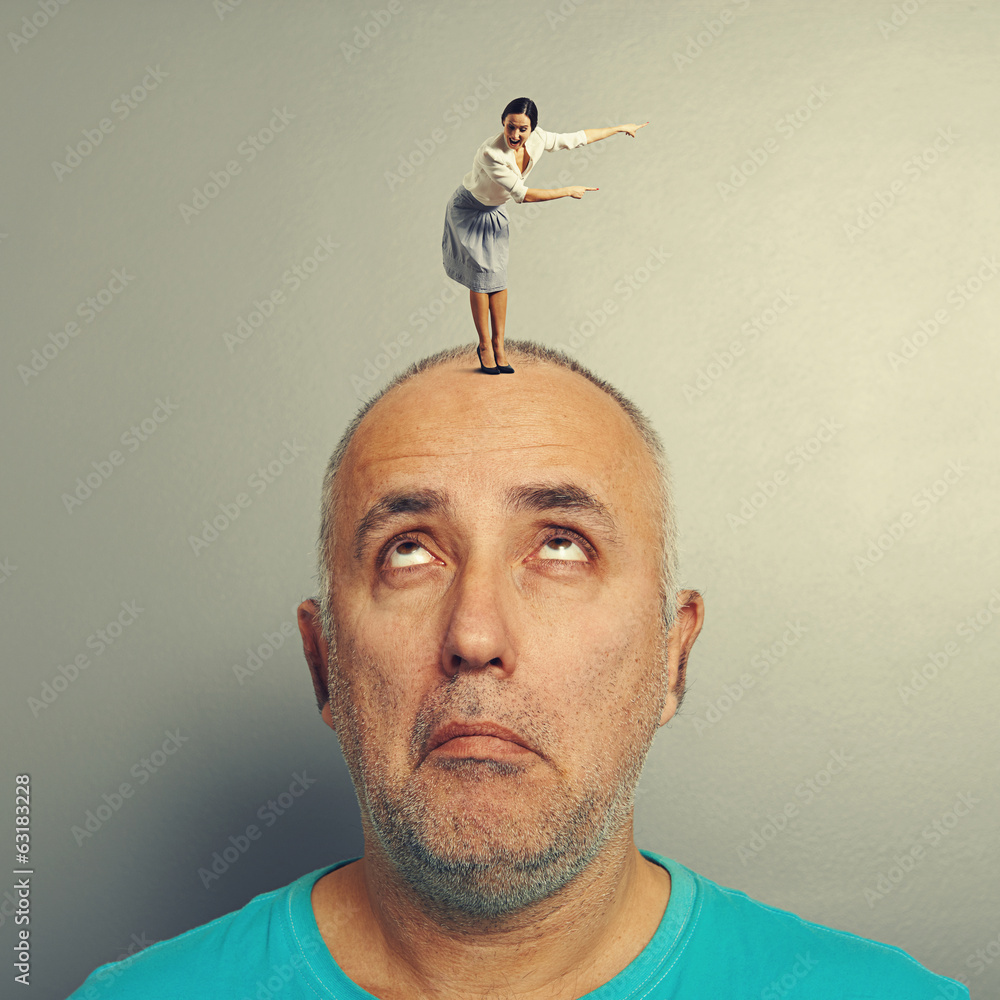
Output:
537,536,588,562
387,540,435,568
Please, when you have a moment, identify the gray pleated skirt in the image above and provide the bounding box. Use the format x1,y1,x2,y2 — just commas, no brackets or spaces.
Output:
442,186,509,293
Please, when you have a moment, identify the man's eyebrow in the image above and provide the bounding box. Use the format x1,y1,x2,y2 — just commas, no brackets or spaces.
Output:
353,489,450,559
505,483,618,538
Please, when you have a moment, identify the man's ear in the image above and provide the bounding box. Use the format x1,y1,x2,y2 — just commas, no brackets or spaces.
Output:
660,589,705,727
298,599,336,731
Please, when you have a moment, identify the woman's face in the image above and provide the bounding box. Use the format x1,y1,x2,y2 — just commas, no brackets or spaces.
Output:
503,113,532,151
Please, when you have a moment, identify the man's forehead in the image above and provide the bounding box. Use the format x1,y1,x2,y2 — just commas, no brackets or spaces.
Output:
342,359,648,486
327,356,663,554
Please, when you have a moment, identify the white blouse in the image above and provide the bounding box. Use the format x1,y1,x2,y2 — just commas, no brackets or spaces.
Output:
462,127,589,206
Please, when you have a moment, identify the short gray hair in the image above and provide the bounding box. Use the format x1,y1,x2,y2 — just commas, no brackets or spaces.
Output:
316,340,678,643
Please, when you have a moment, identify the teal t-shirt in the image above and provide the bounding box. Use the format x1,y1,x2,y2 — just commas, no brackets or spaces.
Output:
67,851,969,999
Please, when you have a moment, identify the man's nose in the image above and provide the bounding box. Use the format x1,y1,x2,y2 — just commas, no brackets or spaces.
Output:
440,559,515,678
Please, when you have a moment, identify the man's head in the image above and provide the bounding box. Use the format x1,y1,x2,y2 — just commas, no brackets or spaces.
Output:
299,341,703,925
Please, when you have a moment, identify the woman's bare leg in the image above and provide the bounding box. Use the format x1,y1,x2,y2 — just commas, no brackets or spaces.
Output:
470,291,496,367
489,288,508,366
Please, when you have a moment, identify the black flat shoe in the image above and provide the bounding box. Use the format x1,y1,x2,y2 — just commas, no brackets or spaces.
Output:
496,360,515,373
477,345,500,374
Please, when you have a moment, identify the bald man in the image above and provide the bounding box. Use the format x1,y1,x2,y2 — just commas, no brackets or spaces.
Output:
69,343,968,999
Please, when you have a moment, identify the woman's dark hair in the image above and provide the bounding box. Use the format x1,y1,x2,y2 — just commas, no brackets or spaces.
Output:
501,97,538,131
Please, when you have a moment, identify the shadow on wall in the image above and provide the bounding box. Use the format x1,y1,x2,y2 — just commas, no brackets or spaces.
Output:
56,741,363,999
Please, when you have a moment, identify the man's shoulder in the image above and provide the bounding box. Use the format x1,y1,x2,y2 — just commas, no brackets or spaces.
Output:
66,867,334,1000
647,853,969,998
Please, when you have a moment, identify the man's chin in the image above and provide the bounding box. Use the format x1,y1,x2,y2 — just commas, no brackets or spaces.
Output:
391,795,560,870
386,829,584,923
368,783,617,922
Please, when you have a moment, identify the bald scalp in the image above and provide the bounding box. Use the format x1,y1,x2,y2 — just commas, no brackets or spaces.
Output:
315,339,678,647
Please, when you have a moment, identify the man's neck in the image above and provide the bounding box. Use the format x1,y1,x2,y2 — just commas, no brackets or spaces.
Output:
311,835,671,1000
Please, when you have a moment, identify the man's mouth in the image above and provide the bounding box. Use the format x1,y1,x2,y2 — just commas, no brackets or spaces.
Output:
426,721,537,761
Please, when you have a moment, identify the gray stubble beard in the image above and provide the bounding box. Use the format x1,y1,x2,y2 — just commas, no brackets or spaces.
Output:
328,635,667,928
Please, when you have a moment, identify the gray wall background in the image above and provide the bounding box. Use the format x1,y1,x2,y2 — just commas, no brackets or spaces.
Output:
2,1,997,996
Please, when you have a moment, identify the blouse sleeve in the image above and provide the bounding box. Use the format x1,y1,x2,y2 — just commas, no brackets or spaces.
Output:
537,127,589,153
481,148,529,204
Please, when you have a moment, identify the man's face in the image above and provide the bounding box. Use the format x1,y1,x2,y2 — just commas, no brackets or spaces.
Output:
308,358,694,920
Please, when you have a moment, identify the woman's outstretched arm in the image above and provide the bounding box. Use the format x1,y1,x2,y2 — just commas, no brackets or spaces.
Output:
523,186,598,202
584,122,649,143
